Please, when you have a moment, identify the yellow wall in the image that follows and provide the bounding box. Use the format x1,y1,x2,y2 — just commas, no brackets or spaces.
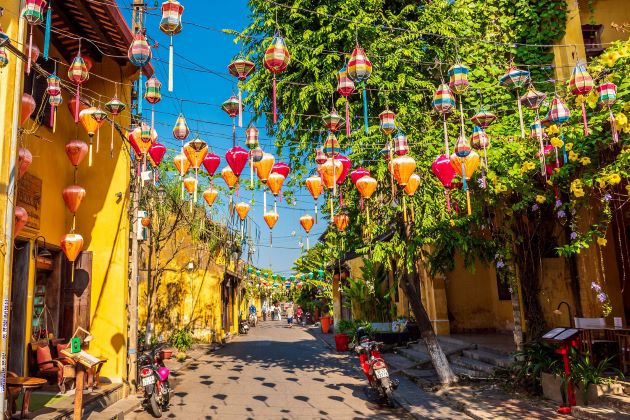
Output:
0,12,135,380
578,0,630,45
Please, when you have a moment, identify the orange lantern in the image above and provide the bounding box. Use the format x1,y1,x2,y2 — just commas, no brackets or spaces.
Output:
221,166,239,189
183,138,207,203
79,107,106,166
264,210,279,245
183,177,197,194
21,93,36,126
203,187,219,207
267,172,285,197
450,151,480,215
404,174,421,196
174,154,190,176
62,185,86,214
141,217,151,227
18,147,33,179
235,202,250,221
333,213,349,232
320,158,343,190
255,152,275,183
306,175,324,200
392,155,416,186
356,176,377,200
300,214,314,234
61,232,84,282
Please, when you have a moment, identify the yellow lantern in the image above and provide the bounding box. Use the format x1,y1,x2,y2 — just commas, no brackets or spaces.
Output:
255,152,275,183
300,214,314,234
183,176,197,193
320,158,343,190
174,154,190,176
392,155,416,186
450,151,480,215
267,172,285,197
221,166,239,189
305,175,324,200
356,176,377,200
264,210,279,229
203,187,218,206
404,174,421,196
235,202,251,221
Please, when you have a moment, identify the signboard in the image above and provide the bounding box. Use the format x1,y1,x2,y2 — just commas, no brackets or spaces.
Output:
71,337,81,353
16,172,42,231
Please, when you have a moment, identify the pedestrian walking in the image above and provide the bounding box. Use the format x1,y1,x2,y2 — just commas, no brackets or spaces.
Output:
286,305,294,328
262,301,268,321
296,306,303,325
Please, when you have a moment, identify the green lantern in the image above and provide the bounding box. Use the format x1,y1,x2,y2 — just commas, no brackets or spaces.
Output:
247,267,253,274
318,269,325,278
264,272,269,279
255,270,261,276
308,272,314,279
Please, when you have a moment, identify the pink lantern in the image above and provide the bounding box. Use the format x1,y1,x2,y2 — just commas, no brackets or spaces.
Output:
431,154,456,212
336,155,351,185
225,146,249,177
271,162,290,178
203,152,221,177
350,167,370,185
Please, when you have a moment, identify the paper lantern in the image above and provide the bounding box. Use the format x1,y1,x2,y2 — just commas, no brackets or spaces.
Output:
67,54,89,124
183,138,208,169
267,172,285,196
335,155,351,185
356,176,377,199
348,44,373,134
336,67,356,137
450,151,480,215
598,82,619,143
235,202,250,221
323,134,340,157
448,63,470,94
333,213,349,232
470,108,496,128
431,155,456,189
350,167,370,186
144,76,162,105
105,96,126,154
202,152,221,177
148,142,167,167
432,83,455,114
22,0,46,74
173,113,190,141
380,144,392,161
129,123,157,157
300,215,314,234
550,96,571,125
263,35,290,124
160,0,184,91
141,217,151,228
306,176,324,200
519,86,547,110
48,93,62,133
379,110,396,135
65,140,88,167
79,107,106,166
255,153,275,183
183,176,197,194
251,147,263,163
323,108,343,133
569,62,594,136
46,73,61,96
391,155,416,186
14,206,28,238
392,131,409,156
17,147,32,179
271,162,290,178
264,210,279,229
203,187,219,206
320,158,343,189
245,123,259,149
173,154,190,176
128,31,152,67
222,95,240,118
226,146,249,177
315,148,327,164
62,185,86,213
221,166,238,189
61,233,83,263
471,126,489,150
0,48,8,69
404,174,421,196
500,66,530,138
228,58,255,80
454,135,471,157
21,93,35,126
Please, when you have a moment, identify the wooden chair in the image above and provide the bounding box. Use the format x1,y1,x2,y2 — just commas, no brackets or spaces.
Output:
575,317,617,363
6,371,20,417
617,332,630,374
27,342,76,393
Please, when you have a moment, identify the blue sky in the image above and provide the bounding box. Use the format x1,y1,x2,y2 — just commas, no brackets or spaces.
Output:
123,1,323,275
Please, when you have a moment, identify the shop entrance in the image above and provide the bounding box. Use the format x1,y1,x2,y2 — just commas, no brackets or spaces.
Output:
9,241,31,375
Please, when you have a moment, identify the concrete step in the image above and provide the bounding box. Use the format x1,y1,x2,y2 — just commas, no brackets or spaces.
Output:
603,395,630,412
33,383,124,420
462,349,514,368
449,355,497,375
450,363,488,379
397,346,431,365
572,405,630,420
385,353,420,372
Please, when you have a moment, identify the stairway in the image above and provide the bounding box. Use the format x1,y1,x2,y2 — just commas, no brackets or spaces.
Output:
571,390,630,419
388,335,514,381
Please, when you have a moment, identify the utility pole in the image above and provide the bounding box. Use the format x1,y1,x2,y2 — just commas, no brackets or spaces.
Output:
126,0,145,395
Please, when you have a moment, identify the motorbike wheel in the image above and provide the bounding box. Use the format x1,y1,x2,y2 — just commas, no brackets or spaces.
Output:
379,378,395,408
148,393,163,418
162,380,171,407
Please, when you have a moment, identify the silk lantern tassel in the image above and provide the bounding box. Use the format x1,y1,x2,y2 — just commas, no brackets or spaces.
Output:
43,2,52,60
168,35,174,92
272,74,277,124
362,85,369,134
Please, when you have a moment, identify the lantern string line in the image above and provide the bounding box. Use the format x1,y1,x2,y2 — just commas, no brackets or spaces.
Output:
82,0,621,51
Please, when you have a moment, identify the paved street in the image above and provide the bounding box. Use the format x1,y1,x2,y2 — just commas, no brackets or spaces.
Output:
126,321,412,419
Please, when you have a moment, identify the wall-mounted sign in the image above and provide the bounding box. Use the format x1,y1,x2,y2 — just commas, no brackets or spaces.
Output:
16,172,42,232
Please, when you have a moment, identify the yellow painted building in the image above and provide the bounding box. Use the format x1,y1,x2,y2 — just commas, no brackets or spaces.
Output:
0,1,146,384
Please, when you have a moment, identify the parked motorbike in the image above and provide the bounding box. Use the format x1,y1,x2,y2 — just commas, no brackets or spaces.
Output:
353,327,398,407
248,312,257,327
138,344,171,418
239,318,250,334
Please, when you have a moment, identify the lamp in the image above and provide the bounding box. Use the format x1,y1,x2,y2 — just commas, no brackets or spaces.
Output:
553,301,573,327
157,186,166,205
33,235,52,259
71,326,94,344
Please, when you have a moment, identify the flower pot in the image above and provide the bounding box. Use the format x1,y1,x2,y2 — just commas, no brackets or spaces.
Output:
159,349,174,360
321,316,332,334
542,372,564,403
334,333,349,351
542,372,624,406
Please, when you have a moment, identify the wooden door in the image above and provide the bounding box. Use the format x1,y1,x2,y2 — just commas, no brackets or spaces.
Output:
60,252,92,342
9,241,30,375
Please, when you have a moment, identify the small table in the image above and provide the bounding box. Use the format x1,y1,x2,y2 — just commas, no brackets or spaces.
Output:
7,376,47,419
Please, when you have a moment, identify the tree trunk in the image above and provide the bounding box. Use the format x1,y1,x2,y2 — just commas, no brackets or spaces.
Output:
401,220,458,385
509,273,524,351
145,225,154,346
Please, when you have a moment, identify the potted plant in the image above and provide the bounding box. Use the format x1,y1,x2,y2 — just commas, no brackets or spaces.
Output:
170,328,193,362
569,351,623,405
335,320,354,351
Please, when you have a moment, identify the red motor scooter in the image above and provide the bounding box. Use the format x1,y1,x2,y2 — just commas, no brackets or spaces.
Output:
353,327,398,407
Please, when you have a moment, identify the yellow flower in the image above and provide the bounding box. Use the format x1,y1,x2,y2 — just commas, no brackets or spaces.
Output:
580,157,591,166
565,143,573,152
575,95,585,106
573,188,585,198
616,113,628,128
608,174,622,185
449,220,456,227
598,178,607,188
568,151,579,162
546,125,559,135
570,179,583,192
495,184,507,193
535,195,546,204
546,179,553,186
597,237,608,246
626,184,630,194
624,102,630,112
550,137,564,148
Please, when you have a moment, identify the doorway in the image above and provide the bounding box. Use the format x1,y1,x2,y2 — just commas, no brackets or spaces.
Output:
9,241,31,375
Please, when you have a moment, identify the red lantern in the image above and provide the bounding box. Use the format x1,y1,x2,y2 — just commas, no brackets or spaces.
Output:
18,147,32,179
65,140,89,167
271,162,290,179
431,154,456,212
336,155,351,185
202,152,221,177
62,185,86,214
337,67,355,138
14,206,28,238
21,93,36,126
148,142,167,167
225,146,249,177
350,167,370,185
